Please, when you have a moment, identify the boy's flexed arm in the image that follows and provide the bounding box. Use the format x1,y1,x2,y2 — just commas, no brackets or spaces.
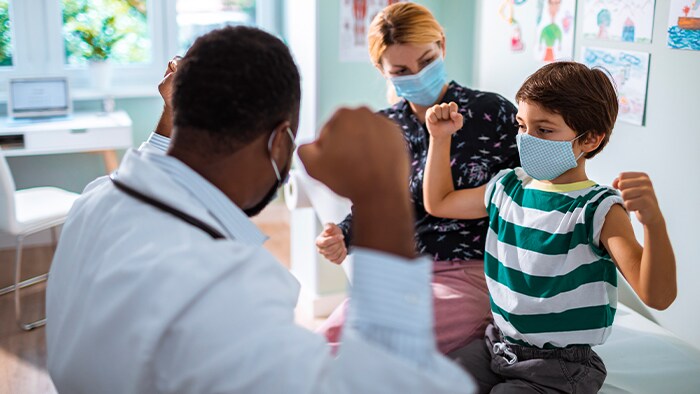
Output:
423,102,488,220
601,172,677,310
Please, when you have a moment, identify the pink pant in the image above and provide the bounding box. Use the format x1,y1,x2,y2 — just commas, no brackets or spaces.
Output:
316,260,492,354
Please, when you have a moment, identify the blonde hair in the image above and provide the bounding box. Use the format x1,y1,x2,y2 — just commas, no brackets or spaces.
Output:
367,2,445,67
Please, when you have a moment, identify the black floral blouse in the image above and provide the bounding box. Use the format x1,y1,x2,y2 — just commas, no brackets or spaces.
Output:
338,81,520,262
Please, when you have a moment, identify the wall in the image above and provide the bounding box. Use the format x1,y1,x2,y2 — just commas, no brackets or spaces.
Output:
316,0,477,124
474,0,700,348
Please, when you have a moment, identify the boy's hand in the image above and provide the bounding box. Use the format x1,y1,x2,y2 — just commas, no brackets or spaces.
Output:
613,172,664,226
426,102,463,140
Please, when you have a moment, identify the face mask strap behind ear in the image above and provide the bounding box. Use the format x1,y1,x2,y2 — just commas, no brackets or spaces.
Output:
572,131,591,161
268,130,282,182
268,127,296,183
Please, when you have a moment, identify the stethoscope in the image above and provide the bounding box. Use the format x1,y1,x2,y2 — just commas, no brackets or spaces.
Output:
109,173,226,240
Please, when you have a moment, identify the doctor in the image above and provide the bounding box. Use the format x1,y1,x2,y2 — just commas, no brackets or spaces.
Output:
45,26,475,393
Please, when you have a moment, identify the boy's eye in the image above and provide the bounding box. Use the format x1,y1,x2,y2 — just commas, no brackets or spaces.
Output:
538,128,553,134
421,58,434,66
517,124,526,132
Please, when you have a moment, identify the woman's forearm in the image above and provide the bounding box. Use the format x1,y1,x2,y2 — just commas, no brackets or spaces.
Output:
423,136,454,216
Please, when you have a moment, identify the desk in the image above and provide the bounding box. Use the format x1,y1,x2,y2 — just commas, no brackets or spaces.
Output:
0,111,133,173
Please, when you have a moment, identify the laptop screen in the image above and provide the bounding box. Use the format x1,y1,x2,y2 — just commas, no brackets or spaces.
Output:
9,78,72,119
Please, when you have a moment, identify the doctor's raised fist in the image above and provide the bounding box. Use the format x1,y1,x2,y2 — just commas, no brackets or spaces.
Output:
298,107,409,203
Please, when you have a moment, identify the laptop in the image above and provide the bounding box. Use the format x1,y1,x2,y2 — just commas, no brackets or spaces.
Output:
8,77,72,121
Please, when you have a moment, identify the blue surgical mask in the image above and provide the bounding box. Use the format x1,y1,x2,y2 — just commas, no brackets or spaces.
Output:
516,133,587,181
389,57,448,106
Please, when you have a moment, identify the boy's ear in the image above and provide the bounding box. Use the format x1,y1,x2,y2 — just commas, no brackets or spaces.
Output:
580,131,605,154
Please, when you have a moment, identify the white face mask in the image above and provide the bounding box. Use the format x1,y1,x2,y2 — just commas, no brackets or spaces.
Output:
516,132,587,181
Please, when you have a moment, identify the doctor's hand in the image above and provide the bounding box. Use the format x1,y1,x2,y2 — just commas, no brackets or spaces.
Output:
158,56,180,109
316,223,347,264
155,56,181,138
298,107,409,203
426,102,463,140
299,107,415,259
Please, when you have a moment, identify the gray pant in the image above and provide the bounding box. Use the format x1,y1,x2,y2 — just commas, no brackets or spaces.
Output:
448,324,607,394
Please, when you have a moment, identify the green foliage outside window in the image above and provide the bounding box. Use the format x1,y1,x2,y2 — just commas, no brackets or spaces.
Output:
223,0,255,15
0,0,12,67
177,0,256,55
63,0,149,64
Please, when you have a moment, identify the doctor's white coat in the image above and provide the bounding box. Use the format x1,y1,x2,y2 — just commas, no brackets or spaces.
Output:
45,148,475,393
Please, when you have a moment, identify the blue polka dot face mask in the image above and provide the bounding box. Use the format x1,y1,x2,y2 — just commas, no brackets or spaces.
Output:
389,57,448,107
516,132,587,181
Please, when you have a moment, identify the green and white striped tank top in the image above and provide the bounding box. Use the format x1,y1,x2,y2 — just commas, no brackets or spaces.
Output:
483,168,624,349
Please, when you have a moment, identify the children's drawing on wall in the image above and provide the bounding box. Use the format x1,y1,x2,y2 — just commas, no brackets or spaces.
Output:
498,0,529,51
581,47,650,126
582,0,656,43
534,0,576,63
339,0,405,62
667,0,700,50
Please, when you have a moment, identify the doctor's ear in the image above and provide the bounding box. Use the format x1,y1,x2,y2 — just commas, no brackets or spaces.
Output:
267,121,293,157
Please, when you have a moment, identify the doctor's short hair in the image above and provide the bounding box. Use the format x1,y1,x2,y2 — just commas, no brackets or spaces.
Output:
172,26,301,154
515,61,619,159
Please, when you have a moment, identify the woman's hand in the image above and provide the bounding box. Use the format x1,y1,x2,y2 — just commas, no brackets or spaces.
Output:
316,223,347,264
426,102,463,140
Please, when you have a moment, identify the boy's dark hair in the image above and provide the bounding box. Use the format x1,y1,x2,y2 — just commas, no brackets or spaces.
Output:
172,26,301,155
515,61,618,158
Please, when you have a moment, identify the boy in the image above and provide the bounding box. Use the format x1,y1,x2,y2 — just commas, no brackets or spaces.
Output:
422,61,676,393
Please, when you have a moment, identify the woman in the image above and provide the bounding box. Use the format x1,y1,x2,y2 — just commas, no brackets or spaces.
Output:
316,2,519,354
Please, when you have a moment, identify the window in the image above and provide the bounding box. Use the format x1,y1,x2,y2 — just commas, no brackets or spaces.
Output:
0,0,277,98
176,0,256,55
62,0,151,65
0,0,12,67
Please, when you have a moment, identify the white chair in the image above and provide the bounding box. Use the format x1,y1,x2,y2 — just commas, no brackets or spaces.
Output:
0,149,79,330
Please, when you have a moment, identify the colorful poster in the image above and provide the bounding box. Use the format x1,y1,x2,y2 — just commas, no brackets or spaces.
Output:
581,0,656,43
498,0,529,52
339,0,406,62
667,0,700,50
534,0,577,63
581,47,650,126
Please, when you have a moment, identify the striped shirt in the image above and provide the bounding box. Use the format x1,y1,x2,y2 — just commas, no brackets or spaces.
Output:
484,168,624,349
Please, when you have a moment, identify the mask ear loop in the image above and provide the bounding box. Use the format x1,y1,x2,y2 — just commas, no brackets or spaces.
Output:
268,130,282,182
572,131,591,160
